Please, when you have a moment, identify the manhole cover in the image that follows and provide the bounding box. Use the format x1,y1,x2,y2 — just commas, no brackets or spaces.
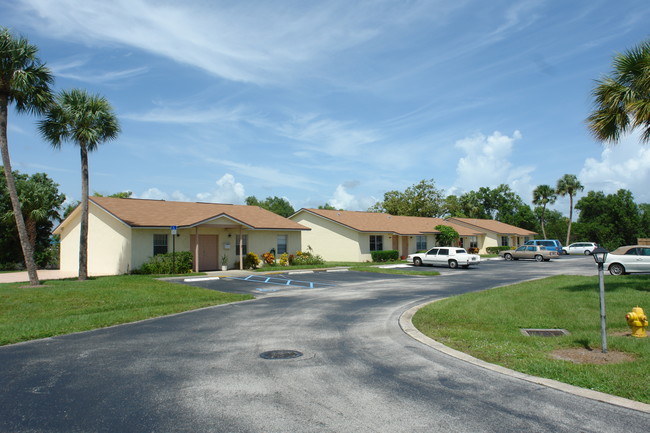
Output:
521,328,570,337
260,350,303,360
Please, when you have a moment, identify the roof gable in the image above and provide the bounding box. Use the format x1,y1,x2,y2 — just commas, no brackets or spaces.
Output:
72,197,309,230
292,208,479,236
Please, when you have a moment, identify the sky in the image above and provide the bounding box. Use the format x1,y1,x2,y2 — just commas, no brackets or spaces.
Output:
3,0,650,216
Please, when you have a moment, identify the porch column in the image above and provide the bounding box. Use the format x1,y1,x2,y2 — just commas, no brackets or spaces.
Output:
194,226,200,273
239,226,243,270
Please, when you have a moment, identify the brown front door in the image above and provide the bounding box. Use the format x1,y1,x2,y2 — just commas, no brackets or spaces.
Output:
190,235,219,271
402,237,408,258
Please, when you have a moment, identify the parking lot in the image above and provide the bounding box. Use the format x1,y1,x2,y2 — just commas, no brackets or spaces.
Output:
4,254,644,433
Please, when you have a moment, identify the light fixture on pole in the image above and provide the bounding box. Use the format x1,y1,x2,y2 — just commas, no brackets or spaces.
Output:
592,246,609,353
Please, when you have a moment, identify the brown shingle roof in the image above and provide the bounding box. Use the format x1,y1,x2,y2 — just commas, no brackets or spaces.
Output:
86,197,309,230
446,217,537,236
294,209,480,236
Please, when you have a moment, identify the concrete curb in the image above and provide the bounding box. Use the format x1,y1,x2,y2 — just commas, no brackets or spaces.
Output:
399,300,650,414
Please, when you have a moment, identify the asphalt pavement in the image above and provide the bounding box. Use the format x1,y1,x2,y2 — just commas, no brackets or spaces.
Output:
1,256,648,432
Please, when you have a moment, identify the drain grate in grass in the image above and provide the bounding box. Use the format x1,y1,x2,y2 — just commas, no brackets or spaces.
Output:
520,328,570,337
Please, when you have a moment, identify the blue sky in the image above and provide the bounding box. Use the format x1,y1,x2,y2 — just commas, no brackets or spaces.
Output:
3,0,650,215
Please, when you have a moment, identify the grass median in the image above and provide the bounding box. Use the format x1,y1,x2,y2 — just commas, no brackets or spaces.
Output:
0,274,253,346
412,274,650,404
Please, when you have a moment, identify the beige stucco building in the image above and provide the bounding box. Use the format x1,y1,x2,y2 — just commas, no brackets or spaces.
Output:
54,197,309,276
289,209,482,262
446,217,537,252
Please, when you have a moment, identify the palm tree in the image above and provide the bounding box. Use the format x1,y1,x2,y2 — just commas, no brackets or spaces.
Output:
587,40,650,144
556,174,584,246
39,89,120,280
0,27,53,285
532,184,557,239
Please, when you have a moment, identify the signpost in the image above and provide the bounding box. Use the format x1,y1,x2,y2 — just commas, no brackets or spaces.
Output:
171,226,177,274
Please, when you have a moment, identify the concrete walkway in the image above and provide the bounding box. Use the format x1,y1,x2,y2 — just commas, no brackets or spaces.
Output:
0,270,79,284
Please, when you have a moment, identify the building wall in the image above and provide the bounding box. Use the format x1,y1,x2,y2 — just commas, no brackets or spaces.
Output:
290,212,363,261
58,203,132,275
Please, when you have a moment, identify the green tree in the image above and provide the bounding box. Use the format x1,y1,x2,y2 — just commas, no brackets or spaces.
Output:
435,225,459,246
532,184,557,238
317,203,338,210
39,89,120,280
370,179,445,217
0,171,64,268
245,196,295,217
0,27,53,285
556,174,584,245
574,189,642,250
587,40,650,144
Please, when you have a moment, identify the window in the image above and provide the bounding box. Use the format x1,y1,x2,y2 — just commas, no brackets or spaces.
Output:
369,235,383,251
438,248,449,256
469,236,478,248
236,235,248,255
416,235,427,251
501,236,509,247
153,234,168,256
277,235,288,255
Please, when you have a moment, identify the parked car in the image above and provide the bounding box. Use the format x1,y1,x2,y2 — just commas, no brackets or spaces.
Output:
524,239,563,254
499,245,558,262
407,247,480,269
562,242,598,255
604,245,650,275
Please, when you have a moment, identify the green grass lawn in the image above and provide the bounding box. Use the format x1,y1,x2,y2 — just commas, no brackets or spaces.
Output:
412,274,650,403
0,274,253,346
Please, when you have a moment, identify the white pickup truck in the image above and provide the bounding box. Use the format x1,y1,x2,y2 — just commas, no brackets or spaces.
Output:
407,247,481,269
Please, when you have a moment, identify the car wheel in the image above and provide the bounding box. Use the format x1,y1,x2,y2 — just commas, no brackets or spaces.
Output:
584,250,592,255
562,250,568,255
609,263,625,276
504,253,513,261
448,260,458,269
413,257,422,266
534,255,543,262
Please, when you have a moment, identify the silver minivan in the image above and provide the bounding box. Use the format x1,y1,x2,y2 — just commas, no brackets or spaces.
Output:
563,242,598,255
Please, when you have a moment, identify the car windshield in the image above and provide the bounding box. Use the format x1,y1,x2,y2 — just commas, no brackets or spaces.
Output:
427,248,439,255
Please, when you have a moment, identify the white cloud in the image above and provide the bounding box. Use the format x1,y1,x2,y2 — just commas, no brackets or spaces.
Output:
50,57,149,84
579,133,650,203
275,114,381,158
123,105,246,124
329,183,376,211
196,174,246,204
454,130,534,198
17,0,396,85
138,187,168,200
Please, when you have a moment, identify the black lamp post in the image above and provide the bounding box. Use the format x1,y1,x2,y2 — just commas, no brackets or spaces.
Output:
592,247,608,353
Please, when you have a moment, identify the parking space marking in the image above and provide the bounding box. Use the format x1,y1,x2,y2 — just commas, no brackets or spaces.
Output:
227,274,336,289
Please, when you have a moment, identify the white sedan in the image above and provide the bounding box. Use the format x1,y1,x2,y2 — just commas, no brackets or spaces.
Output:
407,247,480,269
605,245,650,275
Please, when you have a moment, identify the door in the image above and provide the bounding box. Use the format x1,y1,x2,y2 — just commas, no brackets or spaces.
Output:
190,235,219,271
401,237,408,258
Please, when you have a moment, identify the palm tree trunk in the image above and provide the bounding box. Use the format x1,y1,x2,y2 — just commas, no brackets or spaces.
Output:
79,144,89,280
541,206,547,239
0,97,40,286
566,195,573,246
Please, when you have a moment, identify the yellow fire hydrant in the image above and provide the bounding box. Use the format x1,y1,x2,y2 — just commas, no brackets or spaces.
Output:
625,306,648,338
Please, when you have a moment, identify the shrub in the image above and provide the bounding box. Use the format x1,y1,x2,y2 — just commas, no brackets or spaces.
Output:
293,248,324,265
262,252,275,265
244,252,260,269
135,251,193,274
371,250,399,262
467,247,479,254
486,246,511,255
279,252,290,266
